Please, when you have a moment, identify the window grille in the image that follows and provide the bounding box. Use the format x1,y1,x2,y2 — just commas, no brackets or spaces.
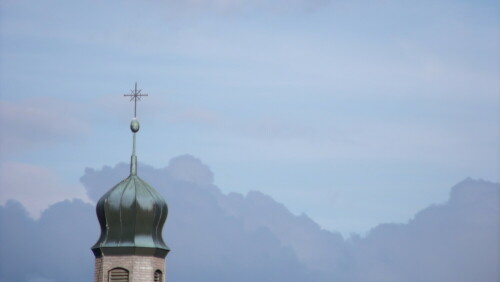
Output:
109,268,129,282
154,270,162,282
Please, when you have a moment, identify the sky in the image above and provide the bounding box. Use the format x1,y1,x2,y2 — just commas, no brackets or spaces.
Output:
0,0,499,236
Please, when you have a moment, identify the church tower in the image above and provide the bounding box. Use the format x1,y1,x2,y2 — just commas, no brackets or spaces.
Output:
92,84,169,282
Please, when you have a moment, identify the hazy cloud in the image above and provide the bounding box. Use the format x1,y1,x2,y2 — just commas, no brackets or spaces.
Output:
160,0,331,15
0,98,90,156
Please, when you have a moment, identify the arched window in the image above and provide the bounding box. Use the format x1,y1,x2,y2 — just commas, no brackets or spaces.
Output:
154,270,162,282
109,267,129,282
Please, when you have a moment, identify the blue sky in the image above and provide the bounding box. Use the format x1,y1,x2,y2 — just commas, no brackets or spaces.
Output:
0,0,498,236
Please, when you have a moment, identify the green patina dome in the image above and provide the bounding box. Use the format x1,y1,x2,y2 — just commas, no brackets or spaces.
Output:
92,117,169,258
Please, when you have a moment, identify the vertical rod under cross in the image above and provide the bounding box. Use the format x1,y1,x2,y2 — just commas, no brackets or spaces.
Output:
134,82,138,118
131,132,137,176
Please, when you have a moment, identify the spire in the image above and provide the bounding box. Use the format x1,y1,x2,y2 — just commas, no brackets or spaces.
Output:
92,82,169,264
124,82,148,176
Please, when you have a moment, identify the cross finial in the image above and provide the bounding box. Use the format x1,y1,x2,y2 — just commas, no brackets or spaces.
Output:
124,82,148,118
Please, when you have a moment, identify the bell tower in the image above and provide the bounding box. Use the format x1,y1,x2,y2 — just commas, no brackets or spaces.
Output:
92,83,169,282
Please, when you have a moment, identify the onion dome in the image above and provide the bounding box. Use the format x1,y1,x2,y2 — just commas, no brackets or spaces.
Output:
92,118,170,258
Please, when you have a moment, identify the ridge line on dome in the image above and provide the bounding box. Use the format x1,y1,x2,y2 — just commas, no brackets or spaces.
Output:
142,178,163,247
118,178,132,245
132,176,138,247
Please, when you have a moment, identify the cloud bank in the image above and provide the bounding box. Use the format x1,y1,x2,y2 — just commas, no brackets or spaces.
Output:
0,156,498,281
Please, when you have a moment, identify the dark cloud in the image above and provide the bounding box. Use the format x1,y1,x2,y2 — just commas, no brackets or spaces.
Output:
0,201,37,282
1,156,498,281
0,199,95,282
346,178,500,282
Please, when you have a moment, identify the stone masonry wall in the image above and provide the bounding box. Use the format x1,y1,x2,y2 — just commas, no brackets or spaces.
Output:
94,255,166,282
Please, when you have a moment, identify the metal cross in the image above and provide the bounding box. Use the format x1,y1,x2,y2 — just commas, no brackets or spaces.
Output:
124,82,148,118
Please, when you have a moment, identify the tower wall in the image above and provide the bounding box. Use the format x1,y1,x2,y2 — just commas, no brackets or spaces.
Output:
94,255,166,282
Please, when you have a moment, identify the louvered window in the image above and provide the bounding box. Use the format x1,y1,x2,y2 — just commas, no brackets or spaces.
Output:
109,268,129,282
154,270,162,282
